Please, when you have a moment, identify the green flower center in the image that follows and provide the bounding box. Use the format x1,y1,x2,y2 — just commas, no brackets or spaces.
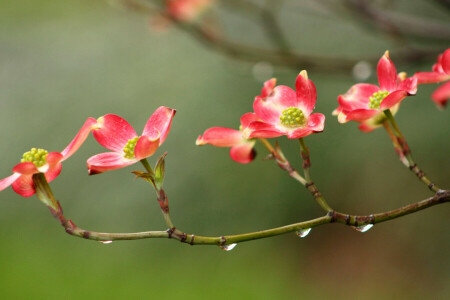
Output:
123,137,139,159
280,107,306,128
21,148,48,167
368,91,389,109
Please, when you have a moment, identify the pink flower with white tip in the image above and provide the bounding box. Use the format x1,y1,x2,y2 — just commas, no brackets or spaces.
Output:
167,0,213,22
248,71,325,139
0,118,98,197
196,113,258,164
334,51,417,132
87,106,176,175
415,48,450,108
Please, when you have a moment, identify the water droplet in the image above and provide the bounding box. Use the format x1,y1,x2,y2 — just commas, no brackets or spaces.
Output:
100,240,113,244
219,243,237,251
352,61,372,81
296,228,312,238
352,224,373,232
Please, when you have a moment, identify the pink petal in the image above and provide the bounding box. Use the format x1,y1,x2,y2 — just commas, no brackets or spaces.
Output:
60,117,98,161
248,130,284,139
134,135,160,160
240,113,259,129
415,72,450,84
379,90,408,110
338,84,380,111
229,141,256,164
253,85,296,124
345,109,379,122
43,152,64,182
260,78,277,98
398,76,417,95
295,73,317,115
93,114,138,153
45,162,62,183
0,173,21,192
358,123,377,133
12,162,39,175
196,127,243,147
377,51,397,92
87,152,136,175
306,113,325,132
11,174,35,197
431,81,450,108
287,128,314,139
441,49,450,74
142,106,176,145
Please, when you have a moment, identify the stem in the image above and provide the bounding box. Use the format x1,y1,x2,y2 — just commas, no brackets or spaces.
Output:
298,138,333,212
33,176,449,244
383,110,440,192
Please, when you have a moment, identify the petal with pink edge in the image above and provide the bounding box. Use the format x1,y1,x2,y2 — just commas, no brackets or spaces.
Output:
45,162,62,183
12,162,39,175
196,127,243,147
431,81,450,108
0,173,21,192
295,73,317,115
135,135,160,160
287,128,313,139
338,84,379,111
240,113,259,129
93,114,138,153
142,106,176,145
345,109,379,122
358,123,377,133
253,85,296,124
306,113,325,132
12,174,35,197
87,152,136,175
380,90,407,110
229,141,256,164
248,130,284,139
398,76,417,95
377,51,397,92
441,49,450,74
60,118,98,161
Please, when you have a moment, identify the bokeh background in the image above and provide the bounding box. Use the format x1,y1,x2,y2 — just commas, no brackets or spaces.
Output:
0,0,449,299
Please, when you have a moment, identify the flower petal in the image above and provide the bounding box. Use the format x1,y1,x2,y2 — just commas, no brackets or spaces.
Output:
229,141,256,164
431,81,450,108
345,109,379,122
441,49,450,74
306,113,325,132
260,78,277,98
60,117,98,161
253,85,296,124
247,121,285,138
415,72,449,84
196,127,243,147
134,135,160,160
142,106,176,145
44,152,64,183
380,90,408,110
377,51,397,91
12,162,39,175
240,112,259,129
11,174,35,197
338,84,380,111
295,71,317,115
0,173,21,192
93,114,138,153
397,76,417,95
358,123,377,133
287,128,314,139
87,152,136,175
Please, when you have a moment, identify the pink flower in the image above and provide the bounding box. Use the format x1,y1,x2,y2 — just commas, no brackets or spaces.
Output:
415,48,450,108
334,51,417,132
166,0,213,22
249,71,325,139
87,106,176,174
0,118,98,197
196,113,258,164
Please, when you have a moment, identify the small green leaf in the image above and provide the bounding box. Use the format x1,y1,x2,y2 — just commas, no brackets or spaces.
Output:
154,152,167,191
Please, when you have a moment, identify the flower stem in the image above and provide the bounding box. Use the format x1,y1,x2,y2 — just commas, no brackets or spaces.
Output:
298,138,333,212
383,110,440,192
33,175,449,244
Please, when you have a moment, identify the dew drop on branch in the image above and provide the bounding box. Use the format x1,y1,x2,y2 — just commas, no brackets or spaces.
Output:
100,240,113,244
296,228,312,238
219,243,237,251
352,224,373,232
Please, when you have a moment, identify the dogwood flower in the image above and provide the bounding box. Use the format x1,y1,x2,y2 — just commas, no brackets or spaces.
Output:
334,51,417,131
415,48,450,108
0,118,98,197
167,0,213,22
196,113,258,164
248,71,325,139
87,106,175,174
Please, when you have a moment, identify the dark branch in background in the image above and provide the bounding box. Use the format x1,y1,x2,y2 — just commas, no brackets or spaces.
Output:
117,0,447,73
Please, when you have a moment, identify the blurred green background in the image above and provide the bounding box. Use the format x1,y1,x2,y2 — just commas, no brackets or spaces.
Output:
0,0,449,299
